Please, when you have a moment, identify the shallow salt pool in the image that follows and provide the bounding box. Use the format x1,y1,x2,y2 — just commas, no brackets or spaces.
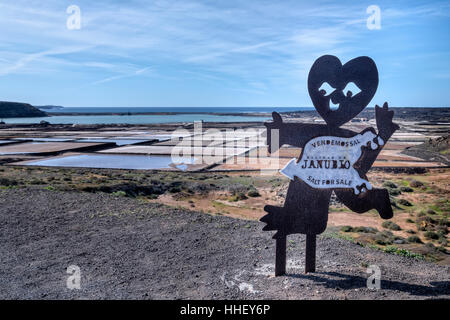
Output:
0,140,15,145
75,138,151,146
24,154,196,170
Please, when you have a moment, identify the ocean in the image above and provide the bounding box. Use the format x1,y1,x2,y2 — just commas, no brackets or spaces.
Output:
44,107,311,114
3,107,311,124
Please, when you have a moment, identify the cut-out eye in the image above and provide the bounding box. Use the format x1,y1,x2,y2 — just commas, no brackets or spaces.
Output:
343,82,361,97
318,82,335,96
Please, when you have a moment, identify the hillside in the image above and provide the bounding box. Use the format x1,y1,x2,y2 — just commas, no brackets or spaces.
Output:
403,135,450,165
0,187,447,299
0,101,47,118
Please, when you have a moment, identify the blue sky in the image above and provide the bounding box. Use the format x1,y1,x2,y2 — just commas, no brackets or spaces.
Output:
0,0,449,108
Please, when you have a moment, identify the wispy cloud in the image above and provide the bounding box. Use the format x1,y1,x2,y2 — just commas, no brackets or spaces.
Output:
0,0,448,107
92,66,152,85
0,45,92,76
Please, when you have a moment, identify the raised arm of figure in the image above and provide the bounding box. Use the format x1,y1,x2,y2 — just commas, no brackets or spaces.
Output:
357,102,400,173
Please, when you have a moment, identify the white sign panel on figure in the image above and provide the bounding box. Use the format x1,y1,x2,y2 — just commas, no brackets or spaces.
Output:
280,130,384,195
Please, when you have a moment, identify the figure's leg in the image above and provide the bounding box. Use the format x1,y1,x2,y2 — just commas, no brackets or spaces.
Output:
261,179,332,237
334,188,393,219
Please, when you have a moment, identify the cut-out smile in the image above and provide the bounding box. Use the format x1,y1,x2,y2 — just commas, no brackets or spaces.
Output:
329,100,340,110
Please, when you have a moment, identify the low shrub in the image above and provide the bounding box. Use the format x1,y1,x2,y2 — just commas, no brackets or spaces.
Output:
398,199,413,206
424,231,439,240
354,226,378,234
0,178,18,186
230,192,248,201
410,180,424,188
169,187,182,193
374,231,395,245
383,246,425,259
387,188,401,196
390,197,399,208
383,181,398,189
407,235,422,243
112,191,127,197
340,226,353,232
382,221,401,231
247,190,261,197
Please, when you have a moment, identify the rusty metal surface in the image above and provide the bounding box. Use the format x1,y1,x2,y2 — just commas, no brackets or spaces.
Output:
260,55,400,274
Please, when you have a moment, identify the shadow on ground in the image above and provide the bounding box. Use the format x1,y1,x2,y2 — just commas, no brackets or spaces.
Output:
287,271,449,297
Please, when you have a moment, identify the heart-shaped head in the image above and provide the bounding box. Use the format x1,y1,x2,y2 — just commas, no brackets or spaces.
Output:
308,55,378,128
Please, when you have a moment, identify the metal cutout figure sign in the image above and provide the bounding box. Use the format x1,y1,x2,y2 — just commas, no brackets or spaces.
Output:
260,55,400,275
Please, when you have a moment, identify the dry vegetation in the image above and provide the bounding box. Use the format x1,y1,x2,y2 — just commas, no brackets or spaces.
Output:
1,165,448,264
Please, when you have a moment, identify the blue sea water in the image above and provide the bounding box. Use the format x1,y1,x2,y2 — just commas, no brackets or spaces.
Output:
3,114,271,124
45,107,311,114
3,107,311,124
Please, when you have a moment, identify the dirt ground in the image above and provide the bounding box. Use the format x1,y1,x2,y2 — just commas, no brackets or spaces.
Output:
0,188,448,300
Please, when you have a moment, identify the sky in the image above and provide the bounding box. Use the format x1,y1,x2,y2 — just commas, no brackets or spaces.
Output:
0,0,449,108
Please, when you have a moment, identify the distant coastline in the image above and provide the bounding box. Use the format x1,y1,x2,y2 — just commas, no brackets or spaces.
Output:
47,111,272,117
45,106,450,122
2,103,449,125
44,106,311,116
0,101,47,118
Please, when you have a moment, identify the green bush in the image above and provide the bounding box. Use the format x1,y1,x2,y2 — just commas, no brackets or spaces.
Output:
424,231,439,240
382,221,401,231
247,190,260,197
354,226,378,233
112,191,127,197
410,180,424,188
340,226,353,232
374,231,394,245
383,181,398,188
169,187,182,193
407,236,422,243
230,192,248,201
398,199,413,206
400,186,413,192
387,188,401,196
390,197,399,208
0,178,18,186
382,246,425,259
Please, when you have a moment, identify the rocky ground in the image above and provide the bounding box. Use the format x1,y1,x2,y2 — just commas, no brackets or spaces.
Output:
403,135,450,165
0,188,448,300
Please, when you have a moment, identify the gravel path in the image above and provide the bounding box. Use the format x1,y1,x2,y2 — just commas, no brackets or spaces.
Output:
0,188,448,299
